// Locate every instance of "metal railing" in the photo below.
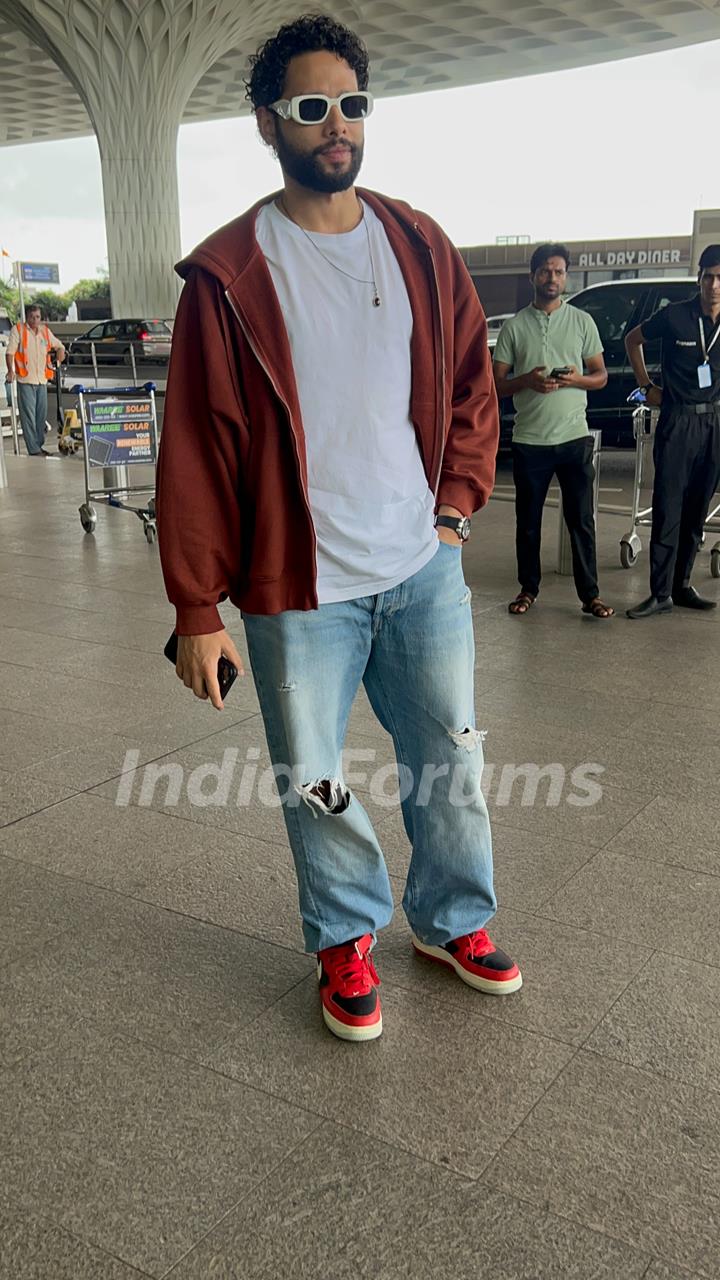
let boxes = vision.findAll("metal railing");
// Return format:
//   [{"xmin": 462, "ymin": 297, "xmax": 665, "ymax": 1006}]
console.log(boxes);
[{"xmin": 66, "ymin": 339, "xmax": 170, "ymax": 386}]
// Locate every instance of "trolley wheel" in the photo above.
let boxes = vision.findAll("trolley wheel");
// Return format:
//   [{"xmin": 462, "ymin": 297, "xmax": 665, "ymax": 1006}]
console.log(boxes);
[
  {"xmin": 144, "ymin": 520, "xmax": 157, "ymax": 545},
  {"xmin": 711, "ymin": 547, "xmax": 720, "ymax": 580},
  {"xmin": 79, "ymin": 502, "xmax": 96, "ymax": 534},
  {"xmin": 620, "ymin": 535, "xmax": 641, "ymax": 569}
]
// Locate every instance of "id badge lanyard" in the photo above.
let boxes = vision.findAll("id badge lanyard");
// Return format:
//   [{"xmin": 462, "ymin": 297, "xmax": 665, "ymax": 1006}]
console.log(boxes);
[{"xmin": 698, "ymin": 316, "xmax": 720, "ymax": 389}]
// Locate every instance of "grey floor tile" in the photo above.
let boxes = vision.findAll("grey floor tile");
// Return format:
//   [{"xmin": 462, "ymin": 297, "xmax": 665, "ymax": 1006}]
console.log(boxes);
[
  {"xmin": 585, "ymin": 951, "xmax": 720, "ymax": 1093},
  {"xmin": 0, "ymin": 660, "xmax": 175, "ymax": 732},
  {"xmin": 0, "ymin": 770, "xmax": 77, "ymax": 827},
  {"xmin": 0, "ymin": 1028, "xmax": 320, "ymax": 1277},
  {"xmin": 477, "ymin": 677, "xmax": 651, "ymax": 739},
  {"xmin": 0, "ymin": 625, "xmax": 172, "ymax": 693},
  {"xmin": 489, "ymin": 1050, "xmax": 720, "ymax": 1277},
  {"xmin": 167, "ymin": 1120, "xmax": 649, "ymax": 1280},
  {"xmin": 17, "ymin": 734, "xmax": 178, "ymax": 795},
  {"xmin": 490, "ymin": 776, "xmax": 652, "ymax": 848},
  {"xmin": 93, "ymin": 706, "xmax": 260, "ymax": 761},
  {"xmin": 481, "ymin": 642, "xmax": 720, "ymax": 714},
  {"xmin": 0, "ymin": 706, "xmax": 93, "ymax": 772},
  {"xmin": 541, "ymin": 849, "xmax": 720, "ymax": 966},
  {"xmin": 627, "ymin": 699, "xmax": 719, "ymax": 748},
  {"xmin": 0, "ymin": 892, "xmax": 311, "ymax": 1067},
  {"xmin": 91, "ymin": 732, "xmax": 286, "ymax": 842},
  {"xmin": 492, "ymin": 822, "xmax": 599, "ymax": 910},
  {"xmin": 137, "ymin": 831, "xmax": 305, "ymax": 950},
  {"xmin": 0, "ymin": 856, "xmax": 101, "ymax": 969},
  {"xmin": 0, "ymin": 572, "xmax": 173, "ymax": 624},
  {"xmin": 378, "ymin": 907, "xmax": 651, "ymax": 1047},
  {"xmin": 206, "ymin": 979, "xmax": 571, "ymax": 1178},
  {"xmin": 0, "ymin": 792, "xmax": 220, "ymax": 894},
  {"xmin": 644, "ymin": 1262, "xmax": 704, "ymax": 1280},
  {"xmin": 0, "ymin": 1206, "xmax": 148, "ymax": 1279},
  {"xmin": 479, "ymin": 710, "xmax": 668, "ymax": 798},
  {"xmin": 604, "ymin": 794, "xmax": 720, "ymax": 878}
]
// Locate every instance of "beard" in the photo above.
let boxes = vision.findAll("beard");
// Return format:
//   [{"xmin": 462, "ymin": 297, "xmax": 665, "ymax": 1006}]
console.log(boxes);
[
  {"xmin": 536, "ymin": 282, "xmax": 563, "ymax": 301},
  {"xmin": 275, "ymin": 128, "xmax": 364, "ymax": 193}
]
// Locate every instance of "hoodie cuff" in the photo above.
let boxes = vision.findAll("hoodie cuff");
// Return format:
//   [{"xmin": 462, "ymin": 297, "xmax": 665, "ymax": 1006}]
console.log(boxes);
[
  {"xmin": 435, "ymin": 480, "xmax": 482, "ymax": 517},
  {"xmin": 175, "ymin": 604, "xmax": 224, "ymax": 636}
]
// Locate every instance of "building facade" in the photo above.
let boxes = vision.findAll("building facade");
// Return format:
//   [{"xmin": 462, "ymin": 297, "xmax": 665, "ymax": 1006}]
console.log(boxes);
[{"xmin": 460, "ymin": 233, "xmax": 692, "ymax": 318}]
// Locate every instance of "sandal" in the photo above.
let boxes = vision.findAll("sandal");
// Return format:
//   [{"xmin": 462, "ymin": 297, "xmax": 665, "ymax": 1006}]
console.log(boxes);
[
  {"xmin": 582, "ymin": 598, "xmax": 615, "ymax": 618},
  {"xmin": 508, "ymin": 592, "xmax": 536, "ymax": 615}
]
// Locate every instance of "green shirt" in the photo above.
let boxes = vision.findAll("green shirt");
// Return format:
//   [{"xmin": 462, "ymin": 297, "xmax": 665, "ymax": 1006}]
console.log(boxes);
[{"xmin": 493, "ymin": 301, "xmax": 603, "ymax": 445}]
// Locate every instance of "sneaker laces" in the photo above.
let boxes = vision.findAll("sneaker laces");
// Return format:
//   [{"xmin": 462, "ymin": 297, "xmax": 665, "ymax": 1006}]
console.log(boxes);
[
  {"xmin": 333, "ymin": 939, "xmax": 379, "ymax": 995},
  {"xmin": 466, "ymin": 929, "xmax": 494, "ymax": 959}
]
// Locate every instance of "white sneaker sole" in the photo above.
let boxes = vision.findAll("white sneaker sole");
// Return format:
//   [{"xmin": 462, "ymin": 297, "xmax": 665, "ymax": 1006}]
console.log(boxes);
[
  {"xmin": 412, "ymin": 935, "xmax": 523, "ymax": 995},
  {"xmin": 321, "ymin": 1004, "xmax": 383, "ymax": 1042}
]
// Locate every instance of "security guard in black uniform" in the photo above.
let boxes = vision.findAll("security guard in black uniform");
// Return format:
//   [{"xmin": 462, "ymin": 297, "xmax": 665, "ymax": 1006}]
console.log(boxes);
[{"xmin": 625, "ymin": 244, "xmax": 720, "ymax": 618}]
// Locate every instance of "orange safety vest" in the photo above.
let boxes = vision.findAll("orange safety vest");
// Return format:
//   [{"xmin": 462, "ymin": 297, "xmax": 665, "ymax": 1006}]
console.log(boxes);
[{"xmin": 13, "ymin": 323, "xmax": 54, "ymax": 381}]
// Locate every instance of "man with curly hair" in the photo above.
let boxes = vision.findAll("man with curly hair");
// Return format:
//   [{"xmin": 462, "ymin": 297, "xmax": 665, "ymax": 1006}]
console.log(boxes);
[{"xmin": 158, "ymin": 13, "xmax": 522, "ymax": 1042}]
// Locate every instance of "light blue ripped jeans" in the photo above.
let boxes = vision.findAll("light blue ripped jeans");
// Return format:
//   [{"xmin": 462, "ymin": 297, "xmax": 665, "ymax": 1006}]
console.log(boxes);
[{"xmin": 243, "ymin": 542, "xmax": 496, "ymax": 953}]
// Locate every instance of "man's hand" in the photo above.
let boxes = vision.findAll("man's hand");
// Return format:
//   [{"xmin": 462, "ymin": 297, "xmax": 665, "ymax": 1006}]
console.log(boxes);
[
  {"xmin": 646, "ymin": 385, "xmax": 662, "ymax": 408},
  {"xmin": 5, "ymin": 369, "xmax": 14, "ymax": 383},
  {"xmin": 555, "ymin": 365, "xmax": 582, "ymax": 389},
  {"xmin": 526, "ymin": 366, "xmax": 559, "ymax": 394},
  {"xmin": 176, "ymin": 628, "xmax": 245, "ymax": 711}
]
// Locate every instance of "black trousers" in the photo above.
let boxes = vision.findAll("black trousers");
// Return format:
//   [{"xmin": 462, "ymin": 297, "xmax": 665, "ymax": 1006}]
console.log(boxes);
[
  {"xmin": 512, "ymin": 436, "xmax": 599, "ymax": 602},
  {"xmin": 650, "ymin": 406, "xmax": 720, "ymax": 599}
]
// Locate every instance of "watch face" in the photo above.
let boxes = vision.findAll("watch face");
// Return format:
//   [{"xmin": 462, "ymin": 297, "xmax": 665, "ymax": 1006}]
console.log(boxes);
[{"xmin": 459, "ymin": 517, "xmax": 471, "ymax": 541}]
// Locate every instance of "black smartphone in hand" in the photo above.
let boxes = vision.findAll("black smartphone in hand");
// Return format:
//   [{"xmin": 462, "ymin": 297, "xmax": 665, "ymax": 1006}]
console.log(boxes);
[
  {"xmin": 164, "ymin": 631, "xmax": 238, "ymax": 700},
  {"xmin": 550, "ymin": 366, "xmax": 571, "ymax": 378}
]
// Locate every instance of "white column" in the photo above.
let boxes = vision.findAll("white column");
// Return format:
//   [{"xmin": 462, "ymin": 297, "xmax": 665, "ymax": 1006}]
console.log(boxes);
[
  {"xmin": 6, "ymin": 0, "xmax": 256, "ymax": 317},
  {"xmin": 97, "ymin": 118, "xmax": 182, "ymax": 319}
]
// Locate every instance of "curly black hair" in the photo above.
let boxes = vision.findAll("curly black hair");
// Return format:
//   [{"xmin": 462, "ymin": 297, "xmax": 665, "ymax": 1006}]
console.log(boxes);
[{"xmin": 245, "ymin": 14, "xmax": 370, "ymax": 112}]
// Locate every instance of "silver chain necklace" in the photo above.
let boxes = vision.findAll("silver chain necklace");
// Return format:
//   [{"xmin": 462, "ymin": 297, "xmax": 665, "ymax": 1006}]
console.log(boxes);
[{"xmin": 276, "ymin": 196, "xmax": 382, "ymax": 307}]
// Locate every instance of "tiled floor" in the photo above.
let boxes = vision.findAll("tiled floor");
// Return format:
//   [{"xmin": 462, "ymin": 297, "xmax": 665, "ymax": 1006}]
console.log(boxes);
[{"xmin": 0, "ymin": 447, "xmax": 718, "ymax": 1279}]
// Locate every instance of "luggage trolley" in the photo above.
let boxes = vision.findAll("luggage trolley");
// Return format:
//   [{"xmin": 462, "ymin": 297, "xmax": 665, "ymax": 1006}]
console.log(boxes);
[
  {"xmin": 74, "ymin": 382, "xmax": 159, "ymax": 543},
  {"xmin": 619, "ymin": 404, "xmax": 720, "ymax": 577}
]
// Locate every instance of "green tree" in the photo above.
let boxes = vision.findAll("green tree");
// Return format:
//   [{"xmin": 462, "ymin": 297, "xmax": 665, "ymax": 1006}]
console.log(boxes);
[
  {"xmin": 67, "ymin": 276, "xmax": 110, "ymax": 302},
  {"xmin": 27, "ymin": 289, "xmax": 69, "ymax": 321},
  {"xmin": 0, "ymin": 279, "xmax": 19, "ymax": 320}
]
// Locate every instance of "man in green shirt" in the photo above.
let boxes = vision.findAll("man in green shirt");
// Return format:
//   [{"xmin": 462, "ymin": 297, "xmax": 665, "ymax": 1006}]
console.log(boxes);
[{"xmin": 493, "ymin": 243, "xmax": 613, "ymax": 618}]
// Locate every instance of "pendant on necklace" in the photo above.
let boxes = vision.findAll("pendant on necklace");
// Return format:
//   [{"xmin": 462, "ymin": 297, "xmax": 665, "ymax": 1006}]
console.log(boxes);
[{"xmin": 373, "ymin": 293, "xmax": 382, "ymax": 308}]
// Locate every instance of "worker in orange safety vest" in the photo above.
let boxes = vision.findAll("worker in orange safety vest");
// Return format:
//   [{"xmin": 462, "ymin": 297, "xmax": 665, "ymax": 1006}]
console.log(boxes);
[{"xmin": 5, "ymin": 305, "xmax": 65, "ymax": 456}]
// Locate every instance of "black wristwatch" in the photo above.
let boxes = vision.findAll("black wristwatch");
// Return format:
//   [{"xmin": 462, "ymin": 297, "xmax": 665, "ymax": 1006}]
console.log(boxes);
[{"xmin": 435, "ymin": 514, "xmax": 471, "ymax": 542}]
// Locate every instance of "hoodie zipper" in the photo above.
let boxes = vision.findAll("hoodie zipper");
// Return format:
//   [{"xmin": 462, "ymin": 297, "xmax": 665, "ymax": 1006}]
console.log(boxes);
[
  {"xmin": 224, "ymin": 287, "xmax": 318, "ymax": 582},
  {"xmin": 412, "ymin": 221, "xmax": 446, "ymax": 498}
]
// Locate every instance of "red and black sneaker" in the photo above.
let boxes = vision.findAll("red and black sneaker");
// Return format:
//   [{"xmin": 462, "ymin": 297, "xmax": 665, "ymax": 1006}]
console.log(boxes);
[
  {"xmin": 411, "ymin": 929, "xmax": 522, "ymax": 995},
  {"xmin": 316, "ymin": 934, "xmax": 382, "ymax": 1041}
]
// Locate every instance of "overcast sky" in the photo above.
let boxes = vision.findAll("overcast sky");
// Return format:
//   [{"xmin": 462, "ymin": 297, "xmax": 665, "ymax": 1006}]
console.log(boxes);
[{"xmin": 1, "ymin": 36, "xmax": 719, "ymax": 293}]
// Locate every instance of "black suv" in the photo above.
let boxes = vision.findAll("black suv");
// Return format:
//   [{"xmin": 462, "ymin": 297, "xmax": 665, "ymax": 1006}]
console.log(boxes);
[{"xmin": 497, "ymin": 277, "xmax": 697, "ymax": 447}]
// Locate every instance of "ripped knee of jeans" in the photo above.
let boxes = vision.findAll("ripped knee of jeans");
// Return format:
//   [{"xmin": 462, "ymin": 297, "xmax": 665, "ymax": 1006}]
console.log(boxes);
[
  {"xmin": 448, "ymin": 726, "xmax": 486, "ymax": 752},
  {"xmin": 295, "ymin": 777, "xmax": 351, "ymax": 817}
]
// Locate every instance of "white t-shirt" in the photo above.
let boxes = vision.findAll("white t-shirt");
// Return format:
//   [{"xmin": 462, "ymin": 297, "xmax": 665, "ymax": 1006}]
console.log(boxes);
[{"xmin": 255, "ymin": 199, "xmax": 437, "ymax": 604}]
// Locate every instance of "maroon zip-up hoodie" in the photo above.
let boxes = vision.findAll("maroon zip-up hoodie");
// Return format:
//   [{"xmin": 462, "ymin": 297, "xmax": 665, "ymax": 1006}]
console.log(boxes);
[{"xmin": 156, "ymin": 189, "xmax": 498, "ymax": 634}]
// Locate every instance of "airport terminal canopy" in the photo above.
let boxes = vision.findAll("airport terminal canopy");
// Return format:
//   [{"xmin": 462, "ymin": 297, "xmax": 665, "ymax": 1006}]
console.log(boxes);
[{"xmin": 1, "ymin": 0, "xmax": 719, "ymax": 316}]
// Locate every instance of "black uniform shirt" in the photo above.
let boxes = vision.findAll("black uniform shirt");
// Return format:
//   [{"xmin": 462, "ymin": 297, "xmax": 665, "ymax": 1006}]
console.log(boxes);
[{"xmin": 642, "ymin": 295, "xmax": 720, "ymax": 405}]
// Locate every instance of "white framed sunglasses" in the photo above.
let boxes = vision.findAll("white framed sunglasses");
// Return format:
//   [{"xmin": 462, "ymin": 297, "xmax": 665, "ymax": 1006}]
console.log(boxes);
[{"xmin": 269, "ymin": 91, "xmax": 373, "ymax": 125}]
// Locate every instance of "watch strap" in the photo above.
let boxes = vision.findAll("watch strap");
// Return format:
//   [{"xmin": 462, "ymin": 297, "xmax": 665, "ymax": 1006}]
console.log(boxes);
[{"xmin": 435, "ymin": 514, "xmax": 470, "ymax": 541}]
